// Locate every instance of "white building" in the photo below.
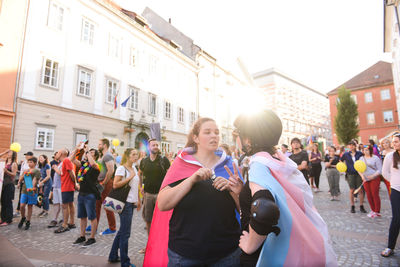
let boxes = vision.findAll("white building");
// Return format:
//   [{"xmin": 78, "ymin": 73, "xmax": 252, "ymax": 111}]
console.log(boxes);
[
  {"xmin": 253, "ymin": 68, "xmax": 331, "ymax": 146},
  {"xmin": 12, "ymin": 0, "xmax": 247, "ymax": 158}
]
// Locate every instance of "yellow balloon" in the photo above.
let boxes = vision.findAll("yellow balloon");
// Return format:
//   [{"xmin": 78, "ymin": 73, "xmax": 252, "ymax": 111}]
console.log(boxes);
[
  {"xmin": 354, "ymin": 160, "xmax": 367, "ymax": 173},
  {"xmin": 10, "ymin": 142, "xmax": 21, "ymax": 152},
  {"xmin": 336, "ymin": 162, "xmax": 347, "ymax": 173},
  {"xmin": 112, "ymin": 139, "xmax": 120, "ymax": 147}
]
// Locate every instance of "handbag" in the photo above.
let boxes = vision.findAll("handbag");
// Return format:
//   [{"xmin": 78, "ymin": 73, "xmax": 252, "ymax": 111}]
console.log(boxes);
[{"xmin": 103, "ymin": 167, "xmax": 130, "ymax": 214}]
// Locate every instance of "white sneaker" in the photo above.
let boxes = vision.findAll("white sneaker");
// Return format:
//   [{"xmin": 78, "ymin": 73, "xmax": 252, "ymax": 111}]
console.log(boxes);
[{"xmin": 367, "ymin": 211, "xmax": 374, "ymax": 218}]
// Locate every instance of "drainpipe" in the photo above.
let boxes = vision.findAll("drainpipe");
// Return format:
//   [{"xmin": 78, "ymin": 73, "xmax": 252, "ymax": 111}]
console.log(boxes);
[{"xmin": 12, "ymin": 0, "xmax": 30, "ymax": 142}]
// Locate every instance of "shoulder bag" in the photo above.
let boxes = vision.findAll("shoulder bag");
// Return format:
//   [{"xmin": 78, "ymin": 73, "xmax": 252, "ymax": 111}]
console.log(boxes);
[{"xmin": 103, "ymin": 167, "xmax": 131, "ymax": 214}]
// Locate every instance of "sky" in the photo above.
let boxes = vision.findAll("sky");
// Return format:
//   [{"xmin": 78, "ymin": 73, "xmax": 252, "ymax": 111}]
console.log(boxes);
[{"xmin": 114, "ymin": 0, "xmax": 391, "ymax": 94}]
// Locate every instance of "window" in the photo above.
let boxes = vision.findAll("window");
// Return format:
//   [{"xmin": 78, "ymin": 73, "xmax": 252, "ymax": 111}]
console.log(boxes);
[
  {"xmin": 74, "ymin": 131, "xmax": 88, "ymax": 147},
  {"xmin": 364, "ymin": 92, "xmax": 373, "ymax": 103},
  {"xmin": 190, "ymin": 111, "xmax": 196, "ymax": 126},
  {"xmin": 128, "ymin": 87, "xmax": 139, "ymax": 110},
  {"xmin": 178, "ymin": 107, "xmax": 184, "ymax": 123},
  {"xmin": 164, "ymin": 101, "xmax": 171, "ymax": 119},
  {"xmin": 109, "ymin": 35, "xmax": 120, "ymax": 58},
  {"xmin": 161, "ymin": 142, "xmax": 170, "ymax": 155},
  {"xmin": 47, "ymin": 1, "xmax": 64, "ymax": 31},
  {"xmin": 381, "ymin": 89, "xmax": 391, "ymax": 100},
  {"xmin": 369, "ymin": 135, "xmax": 378, "ymax": 143},
  {"xmin": 148, "ymin": 93, "xmax": 157, "ymax": 115},
  {"xmin": 77, "ymin": 68, "xmax": 92, "ymax": 97},
  {"xmin": 41, "ymin": 59, "xmax": 59, "ymax": 88},
  {"xmin": 106, "ymin": 79, "xmax": 118, "ymax": 104},
  {"xmin": 367, "ymin": 112, "xmax": 375, "ymax": 125},
  {"xmin": 35, "ymin": 127, "xmax": 54, "ymax": 150},
  {"xmin": 383, "ymin": 110, "xmax": 394, "ymax": 123},
  {"xmin": 81, "ymin": 19, "xmax": 94, "ymax": 45},
  {"xmin": 129, "ymin": 46, "xmax": 136, "ymax": 66},
  {"xmin": 350, "ymin": 95, "xmax": 357, "ymax": 104}
]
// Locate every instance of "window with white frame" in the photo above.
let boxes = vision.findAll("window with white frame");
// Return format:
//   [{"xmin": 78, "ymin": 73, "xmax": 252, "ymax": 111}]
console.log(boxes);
[
  {"xmin": 81, "ymin": 18, "xmax": 94, "ymax": 45},
  {"xmin": 148, "ymin": 93, "xmax": 157, "ymax": 115},
  {"xmin": 42, "ymin": 59, "xmax": 59, "ymax": 88},
  {"xmin": 350, "ymin": 94, "xmax": 357, "ymax": 104},
  {"xmin": 129, "ymin": 46, "xmax": 136, "ymax": 66},
  {"xmin": 47, "ymin": 1, "xmax": 64, "ymax": 31},
  {"xmin": 108, "ymin": 35, "xmax": 120, "ymax": 58},
  {"xmin": 190, "ymin": 111, "xmax": 196, "ymax": 126},
  {"xmin": 74, "ymin": 131, "xmax": 88, "ymax": 147},
  {"xmin": 164, "ymin": 101, "xmax": 171, "ymax": 119},
  {"xmin": 128, "ymin": 86, "xmax": 139, "ymax": 110},
  {"xmin": 369, "ymin": 135, "xmax": 378, "ymax": 143},
  {"xmin": 367, "ymin": 112, "xmax": 375, "ymax": 124},
  {"xmin": 77, "ymin": 68, "xmax": 92, "ymax": 97},
  {"xmin": 106, "ymin": 79, "xmax": 118, "ymax": 104},
  {"xmin": 161, "ymin": 142, "xmax": 171, "ymax": 155},
  {"xmin": 35, "ymin": 127, "xmax": 54, "ymax": 150},
  {"xmin": 364, "ymin": 92, "xmax": 373, "ymax": 103},
  {"xmin": 381, "ymin": 89, "xmax": 391, "ymax": 100},
  {"xmin": 178, "ymin": 107, "xmax": 184, "ymax": 123},
  {"xmin": 383, "ymin": 110, "xmax": 394, "ymax": 123}
]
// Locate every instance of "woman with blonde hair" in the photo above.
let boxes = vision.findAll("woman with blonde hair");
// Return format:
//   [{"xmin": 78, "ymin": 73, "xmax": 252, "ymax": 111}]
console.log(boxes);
[{"xmin": 108, "ymin": 148, "xmax": 141, "ymax": 266}]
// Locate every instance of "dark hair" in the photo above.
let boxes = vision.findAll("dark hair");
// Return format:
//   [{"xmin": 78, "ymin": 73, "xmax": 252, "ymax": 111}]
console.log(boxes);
[
  {"xmin": 89, "ymin": 149, "xmax": 100, "ymax": 161},
  {"xmin": 348, "ymin": 141, "xmax": 357, "ymax": 146},
  {"xmin": 291, "ymin": 138, "xmax": 304, "ymax": 149},
  {"xmin": 369, "ymin": 139, "xmax": 375, "ymax": 146},
  {"xmin": 28, "ymin": 156, "xmax": 38, "ymax": 164},
  {"xmin": 148, "ymin": 138, "xmax": 158, "ymax": 144},
  {"xmin": 185, "ymin": 117, "xmax": 215, "ymax": 150},
  {"xmin": 282, "ymin": 144, "xmax": 288, "ymax": 149},
  {"xmin": 393, "ymin": 135, "xmax": 400, "ymax": 169},
  {"xmin": 234, "ymin": 110, "xmax": 282, "ymax": 155},
  {"xmin": 363, "ymin": 145, "xmax": 374, "ymax": 156},
  {"xmin": 38, "ymin": 154, "xmax": 49, "ymax": 168},
  {"xmin": 220, "ymin": 144, "xmax": 232, "ymax": 156},
  {"xmin": 329, "ymin": 145, "xmax": 336, "ymax": 151},
  {"xmin": 7, "ymin": 151, "xmax": 17, "ymax": 165},
  {"xmin": 100, "ymin": 138, "xmax": 110, "ymax": 148},
  {"xmin": 312, "ymin": 143, "xmax": 320, "ymax": 153}
]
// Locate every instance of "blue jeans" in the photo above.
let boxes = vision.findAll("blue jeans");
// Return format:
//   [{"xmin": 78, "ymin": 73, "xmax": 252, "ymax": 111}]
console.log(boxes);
[
  {"xmin": 109, "ymin": 202, "xmax": 135, "ymax": 267},
  {"xmin": 77, "ymin": 193, "xmax": 96, "ymax": 220},
  {"xmin": 167, "ymin": 247, "xmax": 241, "ymax": 267},
  {"xmin": 43, "ymin": 180, "xmax": 52, "ymax": 211}
]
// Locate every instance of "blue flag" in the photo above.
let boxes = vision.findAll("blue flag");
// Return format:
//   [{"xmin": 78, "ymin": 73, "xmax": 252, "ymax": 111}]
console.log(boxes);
[{"xmin": 121, "ymin": 93, "xmax": 134, "ymax": 107}]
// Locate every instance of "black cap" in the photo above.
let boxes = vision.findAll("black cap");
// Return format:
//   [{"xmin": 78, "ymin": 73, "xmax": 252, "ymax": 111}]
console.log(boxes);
[{"xmin": 24, "ymin": 151, "xmax": 33, "ymax": 156}]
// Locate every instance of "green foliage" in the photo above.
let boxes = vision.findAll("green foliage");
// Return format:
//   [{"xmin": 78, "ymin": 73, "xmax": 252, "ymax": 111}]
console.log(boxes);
[{"xmin": 334, "ymin": 86, "xmax": 359, "ymax": 144}]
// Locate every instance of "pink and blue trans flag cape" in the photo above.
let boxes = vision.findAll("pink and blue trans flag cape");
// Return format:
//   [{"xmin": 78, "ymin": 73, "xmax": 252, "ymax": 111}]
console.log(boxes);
[
  {"xmin": 250, "ymin": 151, "xmax": 337, "ymax": 267},
  {"xmin": 143, "ymin": 147, "xmax": 241, "ymax": 267}
]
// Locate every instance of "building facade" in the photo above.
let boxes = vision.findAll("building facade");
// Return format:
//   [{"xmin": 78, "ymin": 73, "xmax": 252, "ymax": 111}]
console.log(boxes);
[
  {"xmin": 10, "ymin": 0, "xmax": 247, "ymax": 159},
  {"xmin": 253, "ymin": 68, "xmax": 331, "ymax": 147},
  {"xmin": 328, "ymin": 61, "xmax": 398, "ymax": 145}
]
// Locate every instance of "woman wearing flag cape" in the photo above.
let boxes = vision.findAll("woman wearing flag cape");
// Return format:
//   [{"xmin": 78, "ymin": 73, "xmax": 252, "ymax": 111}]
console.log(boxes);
[
  {"xmin": 144, "ymin": 117, "xmax": 243, "ymax": 266},
  {"xmin": 235, "ymin": 110, "xmax": 337, "ymax": 267}
]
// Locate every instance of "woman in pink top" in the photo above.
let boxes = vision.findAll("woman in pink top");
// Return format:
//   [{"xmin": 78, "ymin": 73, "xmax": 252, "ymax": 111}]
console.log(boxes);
[{"xmin": 381, "ymin": 134, "xmax": 400, "ymax": 257}]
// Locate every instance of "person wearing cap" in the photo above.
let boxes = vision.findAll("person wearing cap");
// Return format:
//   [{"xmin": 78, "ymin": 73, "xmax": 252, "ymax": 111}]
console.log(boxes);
[{"xmin": 340, "ymin": 141, "xmax": 367, "ymax": 213}]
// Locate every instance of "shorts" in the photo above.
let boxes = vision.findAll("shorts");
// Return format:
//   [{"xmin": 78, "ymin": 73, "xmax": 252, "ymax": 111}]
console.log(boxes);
[
  {"xmin": 53, "ymin": 188, "xmax": 62, "ymax": 204},
  {"xmin": 20, "ymin": 193, "xmax": 38, "ymax": 205},
  {"xmin": 346, "ymin": 173, "xmax": 363, "ymax": 190},
  {"xmin": 77, "ymin": 193, "xmax": 97, "ymax": 220},
  {"xmin": 61, "ymin": 191, "xmax": 74, "ymax": 204},
  {"xmin": 144, "ymin": 192, "xmax": 158, "ymax": 223}
]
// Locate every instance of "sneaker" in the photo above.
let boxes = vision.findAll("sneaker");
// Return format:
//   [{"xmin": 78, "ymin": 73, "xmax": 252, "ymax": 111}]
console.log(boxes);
[
  {"xmin": 82, "ymin": 238, "xmax": 96, "ymax": 247},
  {"xmin": 0, "ymin": 222, "xmax": 9, "ymax": 226},
  {"xmin": 351, "ymin": 206, "xmax": 355, "ymax": 213},
  {"xmin": 48, "ymin": 220, "xmax": 58, "ymax": 228},
  {"xmin": 381, "ymin": 248, "xmax": 394, "ymax": 257},
  {"xmin": 100, "ymin": 228, "xmax": 116, "ymax": 235},
  {"xmin": 24, "ymin": 221, "xmax": 31, "ymax": 230},
  {"xmin": 108, "ymin": 257, "xmax": 121, "ymax": 263},
  {"xmin": 367, "ymin": 211, "xmax": 374, "ymax": 218},
  {"xmin": 68, "ymin": 224, "xmax": 77, "ymax": 229},
  {"xmin": 73, "ymin": 236, "xmax": 86, "ymax": 245},
  {"xmin": 39, "ymin": 211, "xmax": 48, "ymax": 218},
  {"xmin": 360, "ymin": 205, "xmax": 367, "ymax": 213},
  {"xmin": 37, "ymin": 211, "xmax": 45, "ymax": 217},
  {"xmin": 13, "ymin": 211, "xmax": 20, "ymax": 218},
  {"xmin": 18, "ymin": 217, "xmax": 26, "ymax": 229},
  {"xmin": 371, "ymin": 212, "xmax": 378, "ymax": 218},
  {"xmin": 85, "ymin": 225, "xmax": 91, "ymax": 233},
  {"xmin": 330, "ymin": 197, "xmax": 335, "ymax": 201},
  {"xmin": 376, "ymin": 212, "xmax": 382, "ymax": 217}
]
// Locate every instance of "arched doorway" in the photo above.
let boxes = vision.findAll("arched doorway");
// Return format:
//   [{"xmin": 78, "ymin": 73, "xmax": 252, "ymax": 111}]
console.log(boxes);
[{"xmin": 135, "ymin": 132, "xmax": 150, "ymax": 155}]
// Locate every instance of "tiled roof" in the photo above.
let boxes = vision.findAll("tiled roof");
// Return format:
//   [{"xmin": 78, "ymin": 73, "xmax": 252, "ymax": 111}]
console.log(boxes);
[{"xmin": 327, "ymin": 61, "xmax": 393, "ymax": 95}]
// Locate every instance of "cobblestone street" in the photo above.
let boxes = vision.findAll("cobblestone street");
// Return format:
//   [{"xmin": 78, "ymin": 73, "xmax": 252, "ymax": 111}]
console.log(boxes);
[{"xmin": 1, "ymin": 169, "xmax": 400, "ymax": 266}]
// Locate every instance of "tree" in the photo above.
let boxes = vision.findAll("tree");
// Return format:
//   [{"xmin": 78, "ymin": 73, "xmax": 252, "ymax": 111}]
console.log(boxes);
[{"xmin": 334, "ymin": 86, "xmax": 359, "ymax": 144}]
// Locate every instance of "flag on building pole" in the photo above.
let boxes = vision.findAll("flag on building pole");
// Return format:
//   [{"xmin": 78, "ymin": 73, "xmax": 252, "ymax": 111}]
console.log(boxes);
[
  {"xmin": 150, "ymin": 123, "xmax": 161, "ymax": 141},
  {"xmin": 121, "ymin": 93, "xmax": 134, "ymax": 107},
  {"xmin": 113, "ymin": 91, "xmax": 119, "ymax": 110}
]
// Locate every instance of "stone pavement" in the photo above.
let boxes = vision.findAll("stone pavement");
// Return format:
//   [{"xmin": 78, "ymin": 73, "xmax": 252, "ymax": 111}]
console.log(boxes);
[{"xmin": 0, "ymin": 169, "xmax": 400, "ymax": 266}]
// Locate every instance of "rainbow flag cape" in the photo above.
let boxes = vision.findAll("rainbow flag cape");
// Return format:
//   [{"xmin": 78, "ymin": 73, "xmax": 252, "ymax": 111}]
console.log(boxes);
[
  {"xmin": 143, "ymin": 148, "xmax": 240, "ymax": 267},
  {"xmin": 250, "ymin": 151, "xmax": 337, "ymax": 267}
]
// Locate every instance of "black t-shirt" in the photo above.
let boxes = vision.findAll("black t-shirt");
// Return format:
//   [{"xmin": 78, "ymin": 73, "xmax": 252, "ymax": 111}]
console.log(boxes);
[
  {"xmin": 168, "ymin": 178, "xmax": 240, "ymax": 262},
  {"xmin": 239, "ymin": 181, "xmax": 263, "ymax": 265},
  {"xmin": 289, "ymin": 150, "xmax": 309, "ymax": 179},
  {"xmin": 78, "ymin": 161, "xmax": 100, "ymax": 197},
  {"xmin": 139, "ymin": 155, "xmax": 170, "ymax": 194},
  {"xmin": 324, "ymin": 155, "xmax": 340, "ymax": 167}
]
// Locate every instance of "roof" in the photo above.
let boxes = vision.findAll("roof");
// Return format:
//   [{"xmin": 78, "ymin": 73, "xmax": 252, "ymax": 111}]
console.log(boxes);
[
  {"xmin": 328, "ymin": 61, "xmax": 393, "ymax": 95},
  {"xmin": 252, "ymin": 68, "xmax": 327, "ymax": 98}
]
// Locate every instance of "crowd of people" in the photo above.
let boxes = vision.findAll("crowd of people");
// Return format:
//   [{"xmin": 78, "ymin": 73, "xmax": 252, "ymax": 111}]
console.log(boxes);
[{"xmin": 0, "ymin": 110, "xmax": 400, "ymax": 266}]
